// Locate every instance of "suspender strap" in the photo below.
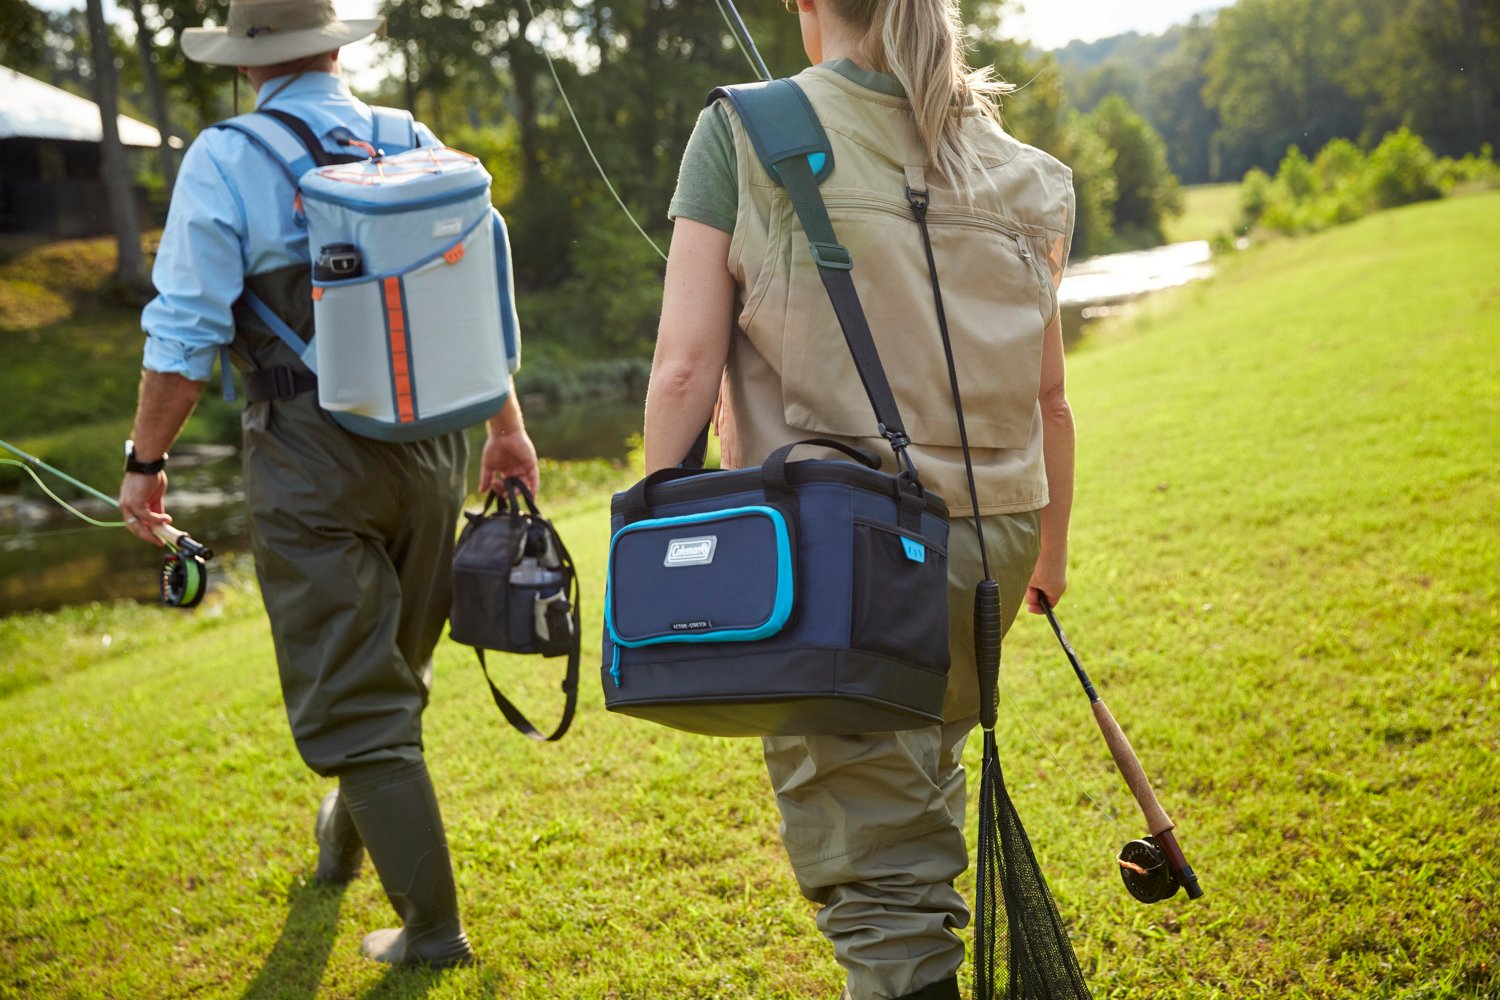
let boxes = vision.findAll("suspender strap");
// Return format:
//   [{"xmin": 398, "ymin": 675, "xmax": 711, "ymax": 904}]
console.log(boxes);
[
  {"xmin": 244, "ymin": 365, "xmax": 318, "ymax": 403},
  {"xmin": 213, "ymin": 110, "xmax": 321, "ymax": 178},
  {"xmin": 711, "ymin": 80, "xmax": 918, "ymax": 480},
  {"xmin": 257, "ymin": 108, "xmax": 344, "ymax": 167}
]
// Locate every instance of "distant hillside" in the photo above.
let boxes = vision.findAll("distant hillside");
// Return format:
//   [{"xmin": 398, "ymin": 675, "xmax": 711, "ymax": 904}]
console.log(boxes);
[{"xmin": 1049, "ymin": 27, "xmax": 1186, "ymax": 81}]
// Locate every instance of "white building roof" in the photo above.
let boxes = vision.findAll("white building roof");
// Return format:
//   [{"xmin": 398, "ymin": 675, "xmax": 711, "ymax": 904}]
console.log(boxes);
[{"xmin": 0, "ymin": 65, "xmax": 166, "ymax": 148}]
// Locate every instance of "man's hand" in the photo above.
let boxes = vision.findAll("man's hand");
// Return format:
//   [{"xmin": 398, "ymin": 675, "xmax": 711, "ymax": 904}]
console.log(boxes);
[
  {"xmin": 119, "ymin": 471, "xmax": 173, "ymax": 546},
  {"xmin": 479, "ymin": 428, "xmax": 540, "ymax": 497}
]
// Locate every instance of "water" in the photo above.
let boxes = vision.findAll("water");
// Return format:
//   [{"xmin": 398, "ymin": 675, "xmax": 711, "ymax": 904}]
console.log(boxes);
[{"xmin": 0, "ymin": 242, "xmax": 1213, "ymax": 616}]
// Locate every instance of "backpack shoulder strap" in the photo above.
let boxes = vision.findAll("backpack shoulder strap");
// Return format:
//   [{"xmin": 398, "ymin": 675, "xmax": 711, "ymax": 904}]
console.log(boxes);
[
  {"xmin": 211, "ymin": 110, "xmax": 324, "ymax": 180},
  {"xmin": 709, "ymin": 79, "xmax": 917, "ymax": 482},
  {"xmin": 369, "ymin": 106, "xmax": 417, "ymax": 154}
]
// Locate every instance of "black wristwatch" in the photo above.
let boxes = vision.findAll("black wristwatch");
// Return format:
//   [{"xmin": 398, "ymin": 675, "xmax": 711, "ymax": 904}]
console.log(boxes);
[{"xmin": 124, "ymin": 439, "xmax": 168, "ymax": 475}]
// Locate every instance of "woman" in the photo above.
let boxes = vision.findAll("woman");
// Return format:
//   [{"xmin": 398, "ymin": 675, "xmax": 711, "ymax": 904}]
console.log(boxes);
[{"xmin": 643, "ymin": 1, "xmax": 1075, "ymax": 996}]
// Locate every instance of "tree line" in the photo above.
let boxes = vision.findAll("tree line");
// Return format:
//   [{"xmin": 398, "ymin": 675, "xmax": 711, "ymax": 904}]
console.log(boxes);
[
  {"xmin": 1055, "ymin": 0, "xmax": 1499, "ymax": 187},
  {"xmin": 2, "ymin": 0, "xmax": 1494, "ymax": 372}
]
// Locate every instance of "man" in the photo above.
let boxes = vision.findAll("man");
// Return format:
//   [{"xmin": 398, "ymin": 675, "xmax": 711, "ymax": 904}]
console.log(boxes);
[{"xmin": 117, "ymin": 0, "xmax": 539, "ymax": 968}]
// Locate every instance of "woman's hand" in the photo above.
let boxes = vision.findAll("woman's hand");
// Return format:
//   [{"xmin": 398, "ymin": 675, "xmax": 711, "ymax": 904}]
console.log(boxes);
[{"xmin": 1026, "ymin": 547, "xmax": 1067, "ymax": 614}]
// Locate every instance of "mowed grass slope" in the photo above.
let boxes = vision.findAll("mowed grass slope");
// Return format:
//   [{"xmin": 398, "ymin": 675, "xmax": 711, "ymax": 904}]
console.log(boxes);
[
  {"xmin": 2, "ymin": 192, "xmax": 1497, "ymax": 999},
  {"xmin": 1163, "ymin": 182, "xmax": 1241, "ymax": 244}
]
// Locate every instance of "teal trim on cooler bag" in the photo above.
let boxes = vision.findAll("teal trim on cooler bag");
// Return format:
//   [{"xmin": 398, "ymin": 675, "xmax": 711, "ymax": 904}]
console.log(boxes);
[
  {"xmin": 604, "ymin": 505, "xmax": 794, "ymax": 661},
  {"xmin": 901, "ymin": 536, "xmax": 926, "ymax": 563}
]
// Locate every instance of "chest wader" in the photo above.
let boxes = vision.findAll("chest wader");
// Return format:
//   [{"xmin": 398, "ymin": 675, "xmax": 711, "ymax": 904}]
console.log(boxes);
[{"xmin": 231, "ymin": 254, "xmax": 473, "ymax": 965}]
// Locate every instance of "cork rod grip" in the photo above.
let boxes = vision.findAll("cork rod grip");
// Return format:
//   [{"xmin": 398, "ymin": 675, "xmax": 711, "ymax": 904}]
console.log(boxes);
[
  {"xmin": 152, "ymin": 524, "xmax": 189, "ymax": 547},
  {"xmin": 1091, "ymin": 699, "xmax": 1174, "ymax": 836}
]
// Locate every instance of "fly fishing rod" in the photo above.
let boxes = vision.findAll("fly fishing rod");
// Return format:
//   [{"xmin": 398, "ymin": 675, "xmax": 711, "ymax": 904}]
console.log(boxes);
[
  {"xmin": 1038, "ymin": 595, "xmax": 1203, "ymax": 903},
  {"xmin": 0, "ymin": 438, "xmax": 214, "ymax": 608}
]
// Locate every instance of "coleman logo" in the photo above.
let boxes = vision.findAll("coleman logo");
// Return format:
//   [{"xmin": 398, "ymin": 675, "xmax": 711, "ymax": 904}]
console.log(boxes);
[
  {"xmin": 432, "ymin": 218, "xmax": 463, "ymax": 238},
  {"xmin": 664, "ymin": 535, "xmax": 717, "ymax": 567}
]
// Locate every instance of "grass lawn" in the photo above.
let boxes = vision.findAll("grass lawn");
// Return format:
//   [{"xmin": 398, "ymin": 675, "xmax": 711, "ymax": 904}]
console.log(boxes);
[
  {"xmin": 1164, "ymin": 183, "xmax": 1242, "ymax": 244},
  {"xmin": 2, "ymin": 192, "xmax": 1498, "ymax": 998}
]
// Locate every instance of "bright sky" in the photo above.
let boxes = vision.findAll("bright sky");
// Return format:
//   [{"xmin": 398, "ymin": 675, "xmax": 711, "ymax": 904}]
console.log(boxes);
[{"xmin": 1002, "ymin": 0, "xmax": 1237, "ymax": 50}]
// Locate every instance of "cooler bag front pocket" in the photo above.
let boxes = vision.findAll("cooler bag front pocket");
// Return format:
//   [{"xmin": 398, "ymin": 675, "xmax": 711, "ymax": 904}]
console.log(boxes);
[
  {"xmin": 607, "ymin": 506, "xmax": 794, "ymax": 648},
  {"xmin": 850, "ymin": 517, "xmax": 949, "ymax": 671}
]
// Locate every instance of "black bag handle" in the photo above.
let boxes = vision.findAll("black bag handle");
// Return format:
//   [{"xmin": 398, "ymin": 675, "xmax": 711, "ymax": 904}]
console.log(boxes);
[{"xmin": 468, "ymin": 481, "xmax": 580, "ymax": 742}]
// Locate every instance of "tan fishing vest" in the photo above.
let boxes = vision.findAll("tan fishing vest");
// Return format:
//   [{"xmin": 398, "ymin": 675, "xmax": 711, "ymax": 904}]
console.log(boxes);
[{"xmin": 716, "ymin": 65, "xmax": 1074, "ymax": 516}]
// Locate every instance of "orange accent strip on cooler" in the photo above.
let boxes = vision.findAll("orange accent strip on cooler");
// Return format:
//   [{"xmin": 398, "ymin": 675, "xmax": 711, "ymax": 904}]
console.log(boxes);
[
  {"xmin": 383, "ymin": 277, "xmax": 416, "ymax": 423},
  {"xmin": 311, "ymin": 287, "xmax": 324, "ymax": 301},
  {"xmin": 443, "ymin": 244, "xmax": 465, "ymax": 265}
]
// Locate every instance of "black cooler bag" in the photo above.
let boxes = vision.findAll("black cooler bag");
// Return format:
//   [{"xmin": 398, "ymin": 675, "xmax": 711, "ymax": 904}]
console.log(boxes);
[{"xmin": 602, "ymin": 440, "xmax": 951, "ymax": 736}]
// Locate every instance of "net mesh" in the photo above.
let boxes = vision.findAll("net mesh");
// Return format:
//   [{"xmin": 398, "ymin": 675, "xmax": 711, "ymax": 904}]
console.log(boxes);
[{"xmin": 974, "ymin": 730, "xmax": 1093, "ymax": 1000}]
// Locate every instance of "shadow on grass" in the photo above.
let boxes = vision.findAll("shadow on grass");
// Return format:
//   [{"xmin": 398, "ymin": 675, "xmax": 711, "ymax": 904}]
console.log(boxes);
[
  {"xmin": 358, "ymin": 964, "xmax": 451, "ymax": 999},
  {"xmin": 240, "ymin": 880, "xmax": 347, "ymax": 1000}
]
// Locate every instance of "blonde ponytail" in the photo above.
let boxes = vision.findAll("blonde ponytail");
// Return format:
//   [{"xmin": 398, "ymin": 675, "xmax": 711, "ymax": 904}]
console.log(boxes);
[{"xmin": 833, "ymin": 0, "xmax": 1011, "ymax": 197}]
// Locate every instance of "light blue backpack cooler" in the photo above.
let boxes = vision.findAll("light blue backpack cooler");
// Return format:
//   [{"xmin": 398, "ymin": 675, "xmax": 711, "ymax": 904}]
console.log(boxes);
[{"xmin": 216, "ymin": 107, "xmax": 520, "ymax": 441}]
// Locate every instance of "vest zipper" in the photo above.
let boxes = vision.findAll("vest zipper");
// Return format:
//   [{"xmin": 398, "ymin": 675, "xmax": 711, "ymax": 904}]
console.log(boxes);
[{"xmin": 1011, "ymin": 233, "xmax": 1056, "ymax": 321}]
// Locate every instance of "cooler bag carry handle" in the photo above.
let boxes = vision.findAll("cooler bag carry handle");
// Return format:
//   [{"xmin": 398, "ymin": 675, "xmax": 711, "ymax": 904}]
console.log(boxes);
[
  {"xmin": 616, "ymin": 464, "xmax": 724, "ymax": 524},
  {"xmin": 761, "ymin": 437, "xmax": 881, "ymax": 481}
]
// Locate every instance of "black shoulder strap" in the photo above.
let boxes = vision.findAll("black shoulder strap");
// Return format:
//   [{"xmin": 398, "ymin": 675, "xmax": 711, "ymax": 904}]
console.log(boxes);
[
  {"xmin": 710, "ymin": 79, "xmax": 918, "ymax": 482},
  {"xmin": 255, "ymin": 109, "xmax": 345, "ymax": 167}
]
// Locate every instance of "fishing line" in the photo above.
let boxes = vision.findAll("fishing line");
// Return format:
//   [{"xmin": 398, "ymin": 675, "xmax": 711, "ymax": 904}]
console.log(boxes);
[
  {"xmin": 0, "ymin": 438, "xmax": 214, "ymax": 607},
  {"xmin": 0, "ymin": 459, "xmax": 125, "ymax": 528},
  {"xmin": 519, "ymin": 0, "xmax": 667, "ymax": 262},
  {"xmin": 1000, "ymin": 672, "xmax": 1125, "ymax": 837}
]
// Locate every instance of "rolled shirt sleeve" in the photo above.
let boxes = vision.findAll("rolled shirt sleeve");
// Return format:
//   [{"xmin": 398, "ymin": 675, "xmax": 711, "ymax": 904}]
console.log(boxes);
[{"xmin": 140, "ymin": 132, "xmax": 249, "ymax": 382}]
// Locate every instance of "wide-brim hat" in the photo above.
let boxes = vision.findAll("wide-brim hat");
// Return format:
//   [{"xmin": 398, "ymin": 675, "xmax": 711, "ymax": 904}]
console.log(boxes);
[{"xmin": 182, "ymin": 0, "xmax": 385, "ymax": 67}]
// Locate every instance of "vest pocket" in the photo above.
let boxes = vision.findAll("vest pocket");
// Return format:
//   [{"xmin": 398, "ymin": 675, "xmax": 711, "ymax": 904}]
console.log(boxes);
[{"xmin": 776, "ymin": 197, "xmax": 1049, "ymax": 452}]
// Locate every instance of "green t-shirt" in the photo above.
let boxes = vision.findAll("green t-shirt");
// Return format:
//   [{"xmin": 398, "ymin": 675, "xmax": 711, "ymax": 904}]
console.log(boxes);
[{"xmin": 667, "ymin": 60, "xmax": 907, "ymax": 234}]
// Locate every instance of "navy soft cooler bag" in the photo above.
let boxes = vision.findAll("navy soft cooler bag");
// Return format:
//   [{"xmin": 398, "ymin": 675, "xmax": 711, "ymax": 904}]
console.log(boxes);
[{"xmin": 603, "ymin": 438, "xmax": 950, "ymax": 737}]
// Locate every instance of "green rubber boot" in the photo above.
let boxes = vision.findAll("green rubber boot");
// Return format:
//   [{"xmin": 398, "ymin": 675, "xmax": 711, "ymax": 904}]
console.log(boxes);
[
  {"xmin": 313, "ymin": 789, "xmax": 364, "ymax": 884},
  {"xmin": 339, "ymin": 758, "xmax": 475, "ymax": 968}
]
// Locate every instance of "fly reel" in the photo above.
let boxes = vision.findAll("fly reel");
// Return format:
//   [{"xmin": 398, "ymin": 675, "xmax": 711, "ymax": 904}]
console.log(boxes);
[
  {"xmin": 1117, "ymin": 836, "xmax": 1181, "ymax": 904},
  {"xmin": 158, "ymin": 533, "xmax": 213, "ymax": 608}
]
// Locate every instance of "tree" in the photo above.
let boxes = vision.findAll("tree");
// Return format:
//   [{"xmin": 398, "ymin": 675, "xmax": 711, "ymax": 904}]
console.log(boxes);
[
  {"xmin": 125, "ymin": 0, "xmax": 178, "ymax": 193},
  {"xmin": 0, "ymin": 0, "xmax": 48, "ymax": 74},
  {"xmin": 83, "ymin": 0, "xmax": 150, "ymax": 297},
  {"xmin": 1084, "ymin": 96, "xmax": 1180, "ymax": 245},
  {"xmin": 1204, "ymin": 0, "xmax": 1366, "ymax": 175},
  {"xmin": 1143, "ymin": 16, "xmax": 1221, "ymax": 183}
]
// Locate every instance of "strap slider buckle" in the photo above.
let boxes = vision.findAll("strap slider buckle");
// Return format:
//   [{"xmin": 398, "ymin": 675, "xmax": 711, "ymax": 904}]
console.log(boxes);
[
  {"xmin": 878, "ymin": 423, "xmax": 910, "ymax": 451},
  {"xmin": 809, "ymin": 241, "xmax": 853, "ymax": 271}
]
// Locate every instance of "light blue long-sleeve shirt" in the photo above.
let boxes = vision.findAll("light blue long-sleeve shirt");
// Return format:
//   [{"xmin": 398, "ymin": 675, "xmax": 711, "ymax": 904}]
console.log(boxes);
[{"xmin": 141, "ymin": 72, "xmax": 439, "ymax": 381}]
